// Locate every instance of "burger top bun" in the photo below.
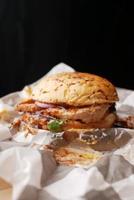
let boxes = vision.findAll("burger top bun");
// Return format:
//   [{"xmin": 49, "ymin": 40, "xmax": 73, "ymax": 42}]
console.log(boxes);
[{"xmin": 31, "ymin": 72, "xmax": 118, "ymax": 106}]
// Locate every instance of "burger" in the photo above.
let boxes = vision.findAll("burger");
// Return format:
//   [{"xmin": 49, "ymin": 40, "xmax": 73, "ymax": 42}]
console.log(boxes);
[{"xmin": 14, "ymin": 72, "xmax": 118, "ymax": 133}]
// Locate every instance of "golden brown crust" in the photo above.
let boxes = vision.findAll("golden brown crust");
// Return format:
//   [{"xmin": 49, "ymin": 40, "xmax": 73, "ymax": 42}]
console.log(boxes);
[
  {"xmin": 17, "ymin": 112, "xmax": 116, "ymax": 131},
  {"xmin": 31, "ymin": 72, "xmax": 118, "ymax": 106},
  {"xmin": 16, "ymin": 100, "xmax": 111, "ymax": 123}
]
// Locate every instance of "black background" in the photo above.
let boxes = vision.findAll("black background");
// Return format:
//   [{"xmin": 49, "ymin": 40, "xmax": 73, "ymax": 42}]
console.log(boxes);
[{"xmin": 0, "ymin": 1, "xmax": 133, "ymax": 97}]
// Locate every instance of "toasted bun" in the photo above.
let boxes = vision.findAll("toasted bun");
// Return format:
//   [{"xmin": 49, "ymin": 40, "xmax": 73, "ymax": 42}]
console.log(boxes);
[{"xmin": 31, "ymin": 72, "xmax": 118, "ymax": 106}]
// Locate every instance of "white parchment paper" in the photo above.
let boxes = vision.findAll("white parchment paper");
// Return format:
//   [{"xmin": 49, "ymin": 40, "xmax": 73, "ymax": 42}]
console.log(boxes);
[{"xmin": 0, "ymin": 63, "xmax": 134, "ymax": 200}]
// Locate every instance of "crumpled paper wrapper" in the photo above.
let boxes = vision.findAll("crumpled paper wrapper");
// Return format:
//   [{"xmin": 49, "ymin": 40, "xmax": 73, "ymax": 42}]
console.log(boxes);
[{"xmin": 0, "ymin": 63, "xmax": 134, "ymax": 200}]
